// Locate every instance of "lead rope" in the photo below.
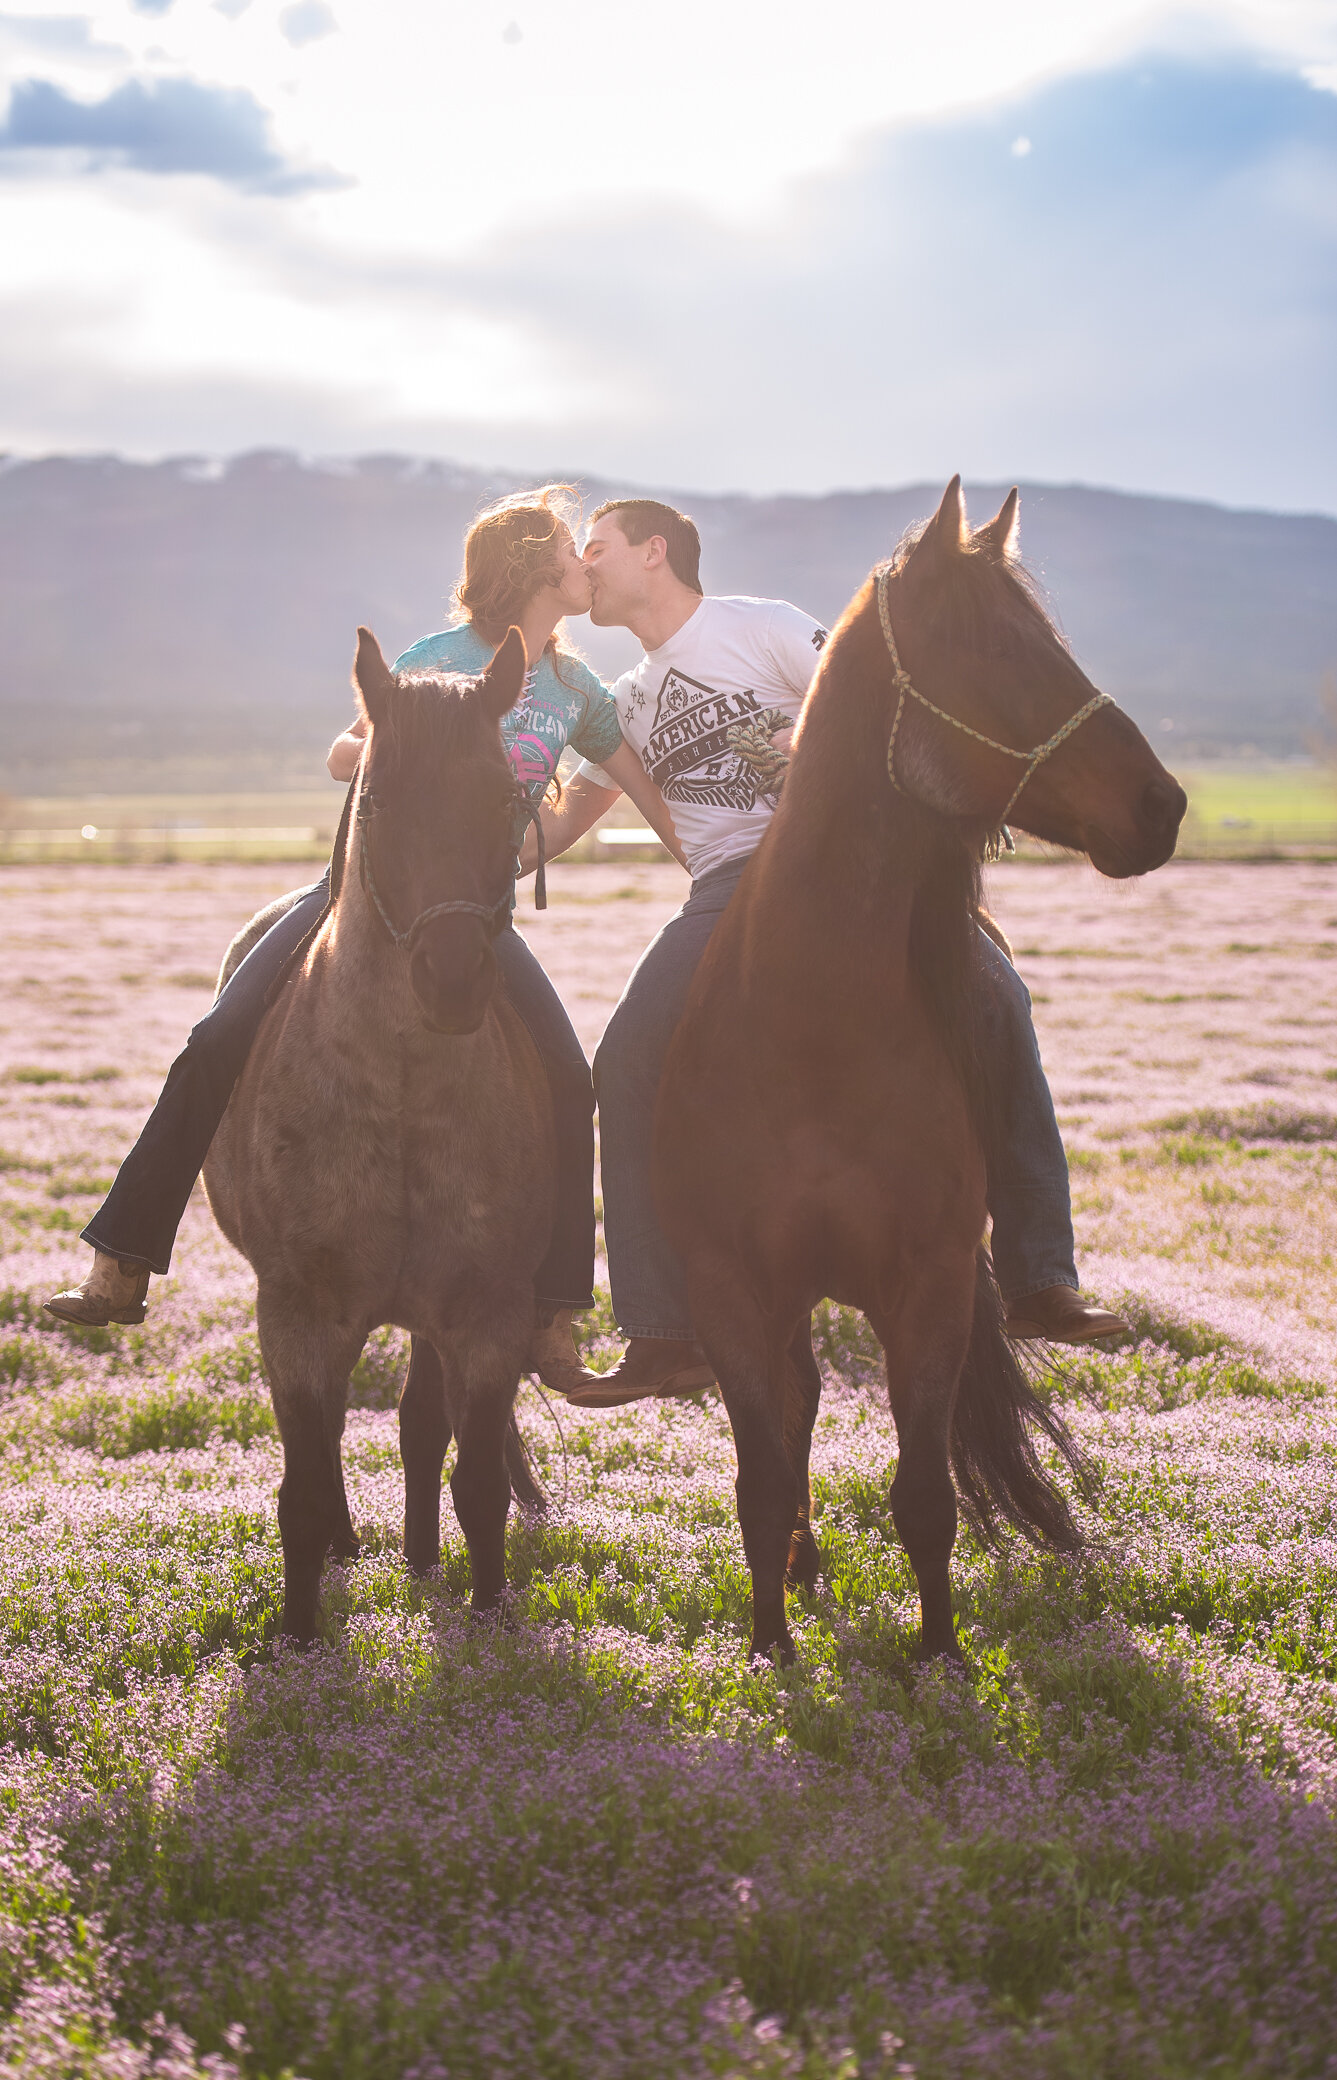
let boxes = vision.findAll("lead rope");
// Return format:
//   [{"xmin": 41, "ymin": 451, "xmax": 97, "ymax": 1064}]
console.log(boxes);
[{"xmin": 876, "ymin": 564, "xmax": 1112, "ymax": 848}]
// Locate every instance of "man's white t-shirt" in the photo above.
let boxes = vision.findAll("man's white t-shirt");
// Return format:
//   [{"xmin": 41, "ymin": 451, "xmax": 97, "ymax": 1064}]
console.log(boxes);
[{"xmin": 579, "ymin": 595, "xmax": 829, "ymax": 880}]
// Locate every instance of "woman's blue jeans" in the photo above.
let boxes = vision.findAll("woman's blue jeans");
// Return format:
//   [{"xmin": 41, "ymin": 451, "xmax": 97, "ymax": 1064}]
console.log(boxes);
[
  {"xmin": 593, "ymin": 856, "xmax": 1078, "ymax": 1339},
  {"xmin": 84, "ymin": 878, "xmax": 596, "ymax": 1311}
]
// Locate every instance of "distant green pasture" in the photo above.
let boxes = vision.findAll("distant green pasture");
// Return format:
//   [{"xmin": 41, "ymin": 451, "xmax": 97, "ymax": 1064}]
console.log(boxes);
[{"xmin": 1175, "ymin": 762, "xmax": 1337, "ymax": 855}]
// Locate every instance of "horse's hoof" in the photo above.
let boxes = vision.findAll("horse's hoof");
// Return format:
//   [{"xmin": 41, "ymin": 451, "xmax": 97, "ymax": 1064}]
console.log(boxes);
[
  {"xmin": 470, "ymin": 1589, "xmax": 518, "ymax": 1631},
  {"xmin": 749, "ymin": 1632, "xmax": 795, "ymax": 1668},
  {"xmin": 916, "ymin": 1636, "xmax": 966, "ymax": 1668},
  {"xmin": 329, "ymin": 1530, "xmax": 362, "ymax": 1562},
  {"xmin": 404, "ymin": 1544, "xmax": 440, "ymax": 1580}
]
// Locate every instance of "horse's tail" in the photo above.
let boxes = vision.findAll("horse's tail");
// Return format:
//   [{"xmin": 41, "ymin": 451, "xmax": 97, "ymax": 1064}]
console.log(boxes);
[
  {"xmin": 949, "ymin": 1251, "xmax": 1091, "ymax": 1551},
  {"xmin": 505, "ymin": 1415, "xmax": 547, "ymax": 1512}
]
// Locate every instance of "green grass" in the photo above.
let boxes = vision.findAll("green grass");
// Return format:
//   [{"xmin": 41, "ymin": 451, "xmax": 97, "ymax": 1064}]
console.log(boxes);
[{"xmin": 1174, "ymin": 762, "xmax": 1337, "ymax": 854}]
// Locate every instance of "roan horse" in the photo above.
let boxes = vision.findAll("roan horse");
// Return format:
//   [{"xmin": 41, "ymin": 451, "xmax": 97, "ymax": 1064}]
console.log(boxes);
[
  {"xmin": 204, "ymin": 627, "xmax": 553, "ymax": 1641},
  {"xmin": 655, "ymin": 479, "xmax": 1187, "ymax": 1665}
]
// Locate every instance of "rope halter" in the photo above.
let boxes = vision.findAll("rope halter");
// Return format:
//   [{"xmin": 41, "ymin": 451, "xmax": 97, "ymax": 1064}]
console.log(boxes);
[
  {"xmin": 875, "ymin": 563, "xmax": 1111, "ymax": 841},
  {"xmin": 355, "ymin": 772, "xmax": 547, "ymax": 954}
]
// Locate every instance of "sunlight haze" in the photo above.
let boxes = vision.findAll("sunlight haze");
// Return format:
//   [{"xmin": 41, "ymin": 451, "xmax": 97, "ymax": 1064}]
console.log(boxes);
[{"xmin": 1, "ymin": 0, "xmax": 1334, "ymax": 505}]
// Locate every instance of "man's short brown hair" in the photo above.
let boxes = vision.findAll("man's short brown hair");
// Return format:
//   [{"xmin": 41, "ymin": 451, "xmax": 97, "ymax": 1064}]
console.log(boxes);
[{"xmin": 589, "ymin": 498, "xmax": 703, "ymax": 595}]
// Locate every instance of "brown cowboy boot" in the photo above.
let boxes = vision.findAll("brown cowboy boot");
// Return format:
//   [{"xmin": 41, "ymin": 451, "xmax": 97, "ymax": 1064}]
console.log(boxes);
[
  {"xmin": 563, "ymin": 1335, "xmax": 715, "ymax": 1409},
  {"xmin": 1004, "ymin": 1284, "xmax": 1130, "ymax": 1345},
  {"xmin": 529, "ymin": 1308, "xmax": 605, "ymax": 1397},
  {"xmin": 46, "ymin": 1250, "xmax": 151, "ymax": 1327}
]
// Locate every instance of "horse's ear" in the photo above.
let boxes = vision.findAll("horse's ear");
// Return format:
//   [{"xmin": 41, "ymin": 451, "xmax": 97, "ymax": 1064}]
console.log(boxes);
[
  {"xmin": 919, "ymin": 475, "xmax": 967, "ymax": 558},
  {"xmin": 478, "ymin": 626, "xmax": 528, "ymax": 721},
  {"xmin": 353, "ymin": 627, "xmax": 396, "ymax": 725},
  {"xmin": 977, "ymin": 487, "xmax": 1021, "ymax": 562}
]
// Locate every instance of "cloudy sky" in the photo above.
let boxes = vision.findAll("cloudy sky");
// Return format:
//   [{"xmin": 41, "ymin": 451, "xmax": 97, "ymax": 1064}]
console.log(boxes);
[{"xmin": 1, "ymin": 0, "xmax": 1335, "ymax": 510}]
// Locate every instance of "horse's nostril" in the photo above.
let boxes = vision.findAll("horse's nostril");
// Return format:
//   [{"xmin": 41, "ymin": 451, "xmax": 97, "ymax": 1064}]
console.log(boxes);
[
  {"xmin": 413, "ymin": 942, "xmax": 484, "ymax": 998},
  {"xmin": 409, "ymin": 933, "xmax": 495, "ymax": 1031},
  {"xmin": 1142, "ymin": 775, "xmax": 1187, "ymax": 833}
]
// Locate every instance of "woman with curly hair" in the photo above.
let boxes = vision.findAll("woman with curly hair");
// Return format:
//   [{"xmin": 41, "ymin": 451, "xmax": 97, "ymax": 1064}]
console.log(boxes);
[{"xmin": 48, "ymin": 487, "xmax": 680, "ymax": 1396}]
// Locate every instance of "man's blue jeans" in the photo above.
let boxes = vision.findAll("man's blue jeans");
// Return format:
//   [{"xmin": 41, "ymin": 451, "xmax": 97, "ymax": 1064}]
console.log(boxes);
[{"xmin": 593, "ymin": 855, "xmax": 1078, "ymax": 1340}]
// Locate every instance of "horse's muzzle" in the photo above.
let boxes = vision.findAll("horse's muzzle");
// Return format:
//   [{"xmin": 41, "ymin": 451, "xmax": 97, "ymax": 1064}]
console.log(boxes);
[
  {"xmin": 409, "ymin": 928, "xmax": 498, "ymax": 1034},
  {"xmin": 1089, "ymin": 771, "xmax": 1188, "ymax": 878}
]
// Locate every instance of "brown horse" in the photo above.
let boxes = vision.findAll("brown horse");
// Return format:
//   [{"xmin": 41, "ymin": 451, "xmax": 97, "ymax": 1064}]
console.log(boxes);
[
  {"xmin": 204, "ymin": 627, "xmax": 554, "ymax": 1642},
  {"xmin": 654, "ymin": 479, "xmax": 1186, "ymax": 1665}
]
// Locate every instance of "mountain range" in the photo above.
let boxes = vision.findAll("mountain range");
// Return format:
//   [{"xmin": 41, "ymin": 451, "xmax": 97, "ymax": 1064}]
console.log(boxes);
[{"xmin": 1, "ymin": 452, "xmax": 1333, "ymax": 793}]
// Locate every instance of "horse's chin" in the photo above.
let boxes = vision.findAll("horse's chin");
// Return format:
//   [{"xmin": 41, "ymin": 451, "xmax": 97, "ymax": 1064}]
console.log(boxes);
[
  {"xmin": 418, "ymin": 1004, "xmax": 489, "ymax": 1037},
  {"xmin": 413, "ymin": 980, "xmax": 495, "ymax": 1035},
  {"xmin": 1085, "ymin": 827, "xmax": 1181, "ymax": 879}
]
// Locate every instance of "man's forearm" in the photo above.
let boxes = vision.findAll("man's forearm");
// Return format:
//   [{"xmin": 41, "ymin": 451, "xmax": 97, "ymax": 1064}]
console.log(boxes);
[{"xmin": 600, "ymin": 742, "xmax": 686, "ymax": 868}]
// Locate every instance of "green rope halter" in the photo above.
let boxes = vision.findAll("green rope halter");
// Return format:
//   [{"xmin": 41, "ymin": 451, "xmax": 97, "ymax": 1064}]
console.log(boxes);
[{"xmin": 876, "ymin": 563, "xmax": 1111, "ymax": 851}]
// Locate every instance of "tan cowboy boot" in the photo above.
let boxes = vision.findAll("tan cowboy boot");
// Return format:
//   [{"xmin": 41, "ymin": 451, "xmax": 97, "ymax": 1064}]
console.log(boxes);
[
  {"xmin": 529, "ymin": 1308, "xmax": 605, "ymax": 1397},
  {"xmin": 45, "ymin": 1250, "xmax": 151, "ymax": 1327},
  {"xmin": 1004, "ymin": 1284, "xmax": 1129, "ymax": 1345},
  {"xmin": 563, "ymin": 1335, "xmax": 716, "ymax": 1409}
]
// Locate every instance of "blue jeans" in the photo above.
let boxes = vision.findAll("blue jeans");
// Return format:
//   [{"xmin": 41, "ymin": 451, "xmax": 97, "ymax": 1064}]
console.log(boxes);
[
  {"xmin": 85, "ymin": 877, "xmax": 596, "ymax": 1310},
  {"xmin": 593, "ymin": 856, "xmax": 1077, "ymax": 1339}
]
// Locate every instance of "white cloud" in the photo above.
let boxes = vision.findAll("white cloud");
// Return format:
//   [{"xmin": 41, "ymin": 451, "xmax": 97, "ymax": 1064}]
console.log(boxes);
[{"xmin": 278, "ymin": 1, "xmax": 335, "ymax": 49}]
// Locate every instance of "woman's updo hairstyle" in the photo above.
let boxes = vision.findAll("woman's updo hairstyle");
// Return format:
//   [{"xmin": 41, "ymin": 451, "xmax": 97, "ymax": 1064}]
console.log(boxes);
[{"xmin": 455, "ymin": 484, "xmax": 583, "ymax": 650}]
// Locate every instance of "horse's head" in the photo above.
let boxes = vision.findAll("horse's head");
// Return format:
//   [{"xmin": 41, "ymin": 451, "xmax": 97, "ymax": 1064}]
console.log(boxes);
[
  {"xmin": 879, "ymin": 478, "xmax": 1186, "ymax": 877},
  {"xmin": 350, "ymin": 625, "xmax": 530, "ymax": 1034}
]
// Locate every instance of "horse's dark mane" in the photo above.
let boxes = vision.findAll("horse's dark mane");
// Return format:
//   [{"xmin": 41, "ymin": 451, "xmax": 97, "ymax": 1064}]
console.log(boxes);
[
  {"xmin": 874, "ymin": 535, "xmax": 1068, "ymax": 1141},
  {"xmin": 907, "ymin": 807, "xmax": 992, "ymax": 1149},
  {"xmin": 785, "ymin": 551, "xmax": 1040, "ymax": 1145}
]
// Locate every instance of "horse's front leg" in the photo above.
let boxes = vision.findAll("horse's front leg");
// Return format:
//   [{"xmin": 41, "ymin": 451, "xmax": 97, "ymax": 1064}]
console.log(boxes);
[
  {"xmin": 255, "ymin": 1287, "xmax": 366, "ymax": 1644},
  {"xmin": 438, "ymin": 1299, "xmax": 532, "ymax": 1613},
  {"xmin": 400, "ymin": 1336, "xmax": 452, "ymax": 1577},
  {"xmin": 868, "ymin": 1271, "xmax": 974, "ymax": 1664},
  {"xmin": 783, "ymin": 1316, "xmax": 823, "ymax": 1593},
  {"xmin": 688, "ymin": 1257, "xmax": 798, "ymax": 1665}
]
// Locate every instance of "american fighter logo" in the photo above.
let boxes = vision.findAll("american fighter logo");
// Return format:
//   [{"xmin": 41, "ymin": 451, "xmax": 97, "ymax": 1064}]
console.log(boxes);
[{"xmin": 645, "ymin": 670, "xmax": 769, "ymax": 810}]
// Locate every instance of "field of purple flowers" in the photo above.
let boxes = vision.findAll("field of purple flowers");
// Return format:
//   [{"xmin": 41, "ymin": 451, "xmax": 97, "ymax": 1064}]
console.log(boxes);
[{"xmin": 0, "ymin": 859, "xmax": 1335, "ymax": 2079}]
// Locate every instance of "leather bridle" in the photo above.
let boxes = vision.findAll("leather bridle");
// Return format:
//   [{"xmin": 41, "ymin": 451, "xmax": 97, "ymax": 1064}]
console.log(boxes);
[
  {"xmin": 355, "ymin": 770, "xmax": 548, "ymax": 953},
  {"xmin": 875, "ymin": 562, "xmax": 1112, "ymax": 833}
]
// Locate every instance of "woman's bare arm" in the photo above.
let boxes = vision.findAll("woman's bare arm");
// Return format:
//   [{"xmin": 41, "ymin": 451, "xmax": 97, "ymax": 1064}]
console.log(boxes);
[{"xmin": 327, "ymin": 714, "xmax": 367, "ymax": 782}]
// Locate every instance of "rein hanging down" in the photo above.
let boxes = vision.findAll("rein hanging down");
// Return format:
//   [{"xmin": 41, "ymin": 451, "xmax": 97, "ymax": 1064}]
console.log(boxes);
[{"xmin": 875, "ymin": 563, "xmax": 1111, "ymax": 849}]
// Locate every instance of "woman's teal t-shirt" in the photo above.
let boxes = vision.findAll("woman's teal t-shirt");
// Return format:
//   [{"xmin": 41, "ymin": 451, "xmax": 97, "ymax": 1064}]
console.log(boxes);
[{"xmin": 392, "ymin": 625, "xmax": 623, "ymax": 799}]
